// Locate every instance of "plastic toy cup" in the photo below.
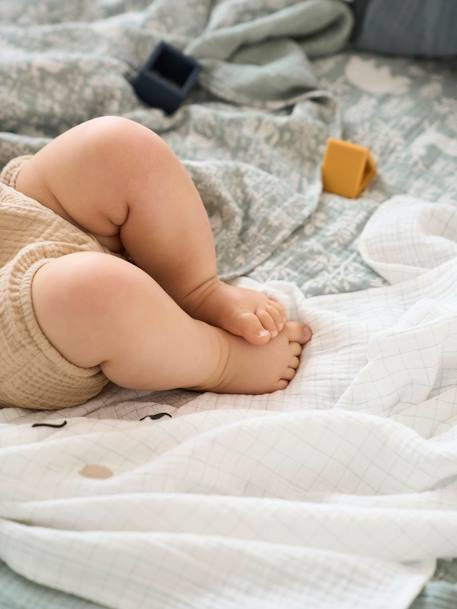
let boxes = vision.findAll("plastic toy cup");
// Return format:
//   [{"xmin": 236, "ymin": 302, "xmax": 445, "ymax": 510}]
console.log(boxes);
[{"xmin": 131, "ymin": 41, "xmax": 202, "ymax": 114}]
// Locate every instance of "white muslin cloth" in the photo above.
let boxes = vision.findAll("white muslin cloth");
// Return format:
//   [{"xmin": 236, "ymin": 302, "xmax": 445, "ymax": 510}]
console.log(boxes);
[{"xmin": 2, "ymin": 195, "xmax": 457, "ymax": 609}]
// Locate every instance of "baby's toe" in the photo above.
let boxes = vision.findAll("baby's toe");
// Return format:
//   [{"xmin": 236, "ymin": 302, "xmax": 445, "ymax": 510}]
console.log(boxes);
[
  {"xmin": 289, "ymin": 355, "xmax": 300, "ymax": 369},
  {"xmin": 265, "ymin": 302, "xmax": 285, "ymax": 333},
  {"xmin": 237, "ymin": 312, "xmax": 272, "ymax": 345},
  {"xmin": 281, "ymin": 367, "xmax": 297, "ymax": 381},
  {"xmin": 285, "ymin": 321, "xmax": 312, "ymax": 344},
  {"xmin": 290, "ymin": 342, "xmax": 303, "ymax": 356},
  {"xmin": 268, "ymin": 298, "xmax": 287, "ymax": 324},
  {"xmin": 277, "ymin": 379, "xmax": 289, "ymax": 391},
  {"xmin": 256, "ymin": 307, "xmax": 278, "ymax": 337}
]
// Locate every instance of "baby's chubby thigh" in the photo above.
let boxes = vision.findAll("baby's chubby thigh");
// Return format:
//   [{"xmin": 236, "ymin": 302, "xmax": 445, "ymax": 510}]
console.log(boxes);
[
  {"xmin": 15, "ymin": 116, "xmax": 164, "ymax": 255},
  {"xmin": 31, "ymin": 251, "xmax": 147, "ymax": 370}
]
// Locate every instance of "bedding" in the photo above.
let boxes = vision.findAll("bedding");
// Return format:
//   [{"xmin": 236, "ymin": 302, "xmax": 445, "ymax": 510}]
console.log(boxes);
[
  {"xmin": 351, "ymin": 0, "xmax": 457, "ymax": 58},
  {"xmin": 1, "ymin": 1, "xmax": 457, "ymax": 608}
]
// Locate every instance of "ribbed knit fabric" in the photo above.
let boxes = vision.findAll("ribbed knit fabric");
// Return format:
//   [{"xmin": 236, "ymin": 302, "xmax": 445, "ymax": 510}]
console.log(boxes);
[{"xmin": 0, "ymin": 156, "xmax": 110, "ymax": 410}]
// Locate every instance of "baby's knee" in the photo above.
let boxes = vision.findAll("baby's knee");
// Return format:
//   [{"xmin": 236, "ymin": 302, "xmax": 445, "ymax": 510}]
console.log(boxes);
[
  {"xmin": 87, "ymin": 115, "xmax": 168, "ymax": 167},
  {"xmin": 34, "ymin": 252, "xmax": 124, "ymax": 312}
]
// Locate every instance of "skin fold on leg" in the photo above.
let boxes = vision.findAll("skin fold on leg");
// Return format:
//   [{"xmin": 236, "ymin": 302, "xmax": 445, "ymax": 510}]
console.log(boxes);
[
  {"xmin": 30, "ymin": 252, "xmax": 308, "ymax": 394},
  {"xmin": 16, "ymin": 116, "xmax": 312, "ymax": 347}
]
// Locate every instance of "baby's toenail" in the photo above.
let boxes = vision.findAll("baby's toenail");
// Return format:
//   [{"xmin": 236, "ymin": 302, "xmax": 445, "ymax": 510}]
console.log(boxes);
[{"xmin": 257, "ymin": 330, "xmax": 269, "ymax": 337}]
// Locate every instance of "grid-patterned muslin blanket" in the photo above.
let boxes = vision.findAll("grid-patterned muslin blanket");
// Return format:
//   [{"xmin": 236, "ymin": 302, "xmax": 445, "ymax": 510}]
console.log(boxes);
[{"xmin": 2, "ymin": 195, "xmax": 457, "ymax": 608}]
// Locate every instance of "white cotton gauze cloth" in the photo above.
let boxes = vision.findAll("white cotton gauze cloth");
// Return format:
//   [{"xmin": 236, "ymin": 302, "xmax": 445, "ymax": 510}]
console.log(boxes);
[
  {"xmin": 1, "ymin": 195, "xmax": 457, "ymax": 609},
  {"xmin": 358, "ymin": 195, "xmax": 457, "ymax": 284}
]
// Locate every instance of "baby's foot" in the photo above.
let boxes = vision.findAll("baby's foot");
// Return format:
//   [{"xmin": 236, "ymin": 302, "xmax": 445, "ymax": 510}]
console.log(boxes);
[
  {"xmin": 181, "ymin": 277, "xmax": 310, "ymax": 346},
  {"xmin": 189, "ymin": 321, "xmax": 310, "ymax": 394}
]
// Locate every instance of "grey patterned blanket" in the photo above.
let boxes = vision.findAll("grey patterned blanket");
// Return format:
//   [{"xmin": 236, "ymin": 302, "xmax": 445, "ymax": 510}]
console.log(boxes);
[{"xmin": 0, "ymin": 0, "xmax": 355, "ymax": 288}]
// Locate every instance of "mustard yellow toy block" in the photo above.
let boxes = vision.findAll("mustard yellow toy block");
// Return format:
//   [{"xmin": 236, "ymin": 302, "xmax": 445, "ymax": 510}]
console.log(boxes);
[{"xmin": 321, "ymin": 138, "xmax": 376, "ymax": 198}]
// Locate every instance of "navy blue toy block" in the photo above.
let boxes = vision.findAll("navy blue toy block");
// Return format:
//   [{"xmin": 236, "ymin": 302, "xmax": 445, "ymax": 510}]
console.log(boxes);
[{"xmin": 131, "ymin": 41, "xmax": 201, "ymax": 114}]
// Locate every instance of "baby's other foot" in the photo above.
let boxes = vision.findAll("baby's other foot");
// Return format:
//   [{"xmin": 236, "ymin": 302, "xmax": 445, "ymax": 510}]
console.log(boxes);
[
  {"xmin": 181, "ymin": 277, "xmax": 312, "ymax": 346},
  {"xmin": 190, "ymin": 321, "xmax": 309, "ymax": 394}
]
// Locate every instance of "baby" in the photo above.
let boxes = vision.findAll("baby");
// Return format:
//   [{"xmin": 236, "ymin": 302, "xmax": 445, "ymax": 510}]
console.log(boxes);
[{"xmin": 0, "ymin": 116, "xmax": 311, "ymax": 410}]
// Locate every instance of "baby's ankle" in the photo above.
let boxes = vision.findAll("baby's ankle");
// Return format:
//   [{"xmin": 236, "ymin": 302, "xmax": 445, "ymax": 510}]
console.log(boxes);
[
  {"xmin": 187, "ymin": 325, "xmax": 231, "ymax": 392},
  {"xmin": 179, "ymin": 274, "xmax": 222, "ymax": 315}
]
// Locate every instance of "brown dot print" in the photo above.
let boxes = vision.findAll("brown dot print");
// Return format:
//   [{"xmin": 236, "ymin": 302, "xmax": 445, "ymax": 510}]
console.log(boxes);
[{"xmin": 79, "ymin": 464, "xmax": 113, "ymax": 479}]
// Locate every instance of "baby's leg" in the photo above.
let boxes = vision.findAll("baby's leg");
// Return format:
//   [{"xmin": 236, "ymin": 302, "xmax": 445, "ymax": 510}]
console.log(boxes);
[
  {"xmin": 31, "ymin": 252, "xmax": 308, "ymax": 394},
  {"xmin": 16, "ymin": 116, "xmax": 311, "ymax": 346}
]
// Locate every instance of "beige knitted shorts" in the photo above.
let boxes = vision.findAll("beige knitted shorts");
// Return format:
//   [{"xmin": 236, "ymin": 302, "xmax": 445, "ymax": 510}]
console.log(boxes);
[{"xmin": 0, "ymin": 155, "xmax": 112, "ymax": 410}]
